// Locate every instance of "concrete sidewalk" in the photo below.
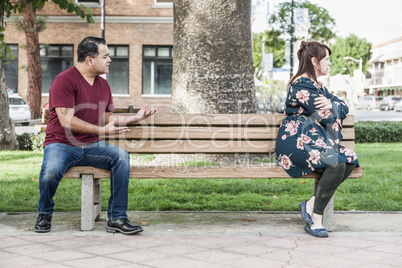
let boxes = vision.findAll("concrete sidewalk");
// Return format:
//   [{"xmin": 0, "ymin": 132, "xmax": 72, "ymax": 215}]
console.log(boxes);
[{"xmin": 1, "ymin": 211, "xmax": 401, "ymax": 267}]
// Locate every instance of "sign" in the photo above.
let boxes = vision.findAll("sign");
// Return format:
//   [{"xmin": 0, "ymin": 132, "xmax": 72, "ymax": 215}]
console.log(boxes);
[
  {"xmin": 294, "ymin": 8, "xmax": 309, "ymax": 38},
  {"xmin": 264, "ymin": 53, "xmax": 273, "ymax": 73}
]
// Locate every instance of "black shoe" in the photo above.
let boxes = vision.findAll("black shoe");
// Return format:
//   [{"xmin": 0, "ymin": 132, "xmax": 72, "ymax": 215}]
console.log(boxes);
[
  {"xmin": 34, "ymin": 214, "xmax": 52, "ymax": 233},
  {"xmin": 106, "ymin": 218, "xmax": 143, "ymax": 235}
]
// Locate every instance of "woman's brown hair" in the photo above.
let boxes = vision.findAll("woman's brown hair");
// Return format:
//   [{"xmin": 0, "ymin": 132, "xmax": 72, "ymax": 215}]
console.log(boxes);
[{"xmin": 289, "ymin": 41, "xmax": 331, "ymax": 85}]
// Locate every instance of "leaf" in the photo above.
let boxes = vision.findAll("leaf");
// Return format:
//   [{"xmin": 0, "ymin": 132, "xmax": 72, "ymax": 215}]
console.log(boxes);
[
  {"xmin": 31, "ymin": 177, "xmax": 39, "ymax": 182},
  {"xmin": 141, "ymin": 222, "xmax": 149, "ymax": 226},
  {"xmin": 242, "ymin": 217, "xmax": 256, "ymax": 222},
  {"xmin": 300, "ymin": 180, "xmax": 306, "ymax": 183},
  {"xmin": 264, "ymin": 202, "xmax": 271, "ymax": 205}
]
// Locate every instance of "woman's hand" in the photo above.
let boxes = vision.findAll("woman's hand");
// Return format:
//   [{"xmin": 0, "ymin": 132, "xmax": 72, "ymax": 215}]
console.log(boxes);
[{"xmin": 314, "ymin": 94, "xmax": 332, "ymax": 110}]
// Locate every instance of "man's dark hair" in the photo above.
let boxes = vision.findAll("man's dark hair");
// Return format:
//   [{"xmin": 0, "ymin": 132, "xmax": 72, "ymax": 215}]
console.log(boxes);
[{"xmin": 77, "ymin": 36, "xmax": 107, "ymax": 62}]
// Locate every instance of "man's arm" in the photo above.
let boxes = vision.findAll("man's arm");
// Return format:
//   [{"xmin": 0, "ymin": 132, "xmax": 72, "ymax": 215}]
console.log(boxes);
[
  {"xmin": 56, "ymin": 107, "xmax": 129, "ymax": 135},
  {"xmin": 103, "ymin": 103, "xmax": 158, "ymax": 126}
]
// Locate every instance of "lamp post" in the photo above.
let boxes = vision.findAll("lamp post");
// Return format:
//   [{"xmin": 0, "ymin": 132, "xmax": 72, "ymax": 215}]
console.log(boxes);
[
  {"xmin": 344, "ymin": 56, "xmax": 363, "ymax": 107},
  {"xmin": 343, "ymin": 56, "xmax": 362, "ymax": 75}
]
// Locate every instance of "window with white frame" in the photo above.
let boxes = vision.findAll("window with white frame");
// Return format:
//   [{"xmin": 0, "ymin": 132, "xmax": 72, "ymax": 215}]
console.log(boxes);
[
  {"xmin": 153, "ymin": 0, "xmax": 173, "ymax": 8},
  {"xmin": 106, "ymin": 45, "xmax": 129, "ymax": 95},
  {"xmin": 76, "ymin": 0, "xmax": 100, "ymax": 4},
  {"xmin": 3, "ymin": 44, "xmax": 19, "ymax": 93},
  {"xmin": 142, "ymin": 45, "xmax": 173, "ymax": 95},
  {"xmin": 40, "ymin": 44, "xmax": 74, "ymax": 94},
  {"xmin": 75, "ymin": 0, "xmax": 100, "ymax": 7}
]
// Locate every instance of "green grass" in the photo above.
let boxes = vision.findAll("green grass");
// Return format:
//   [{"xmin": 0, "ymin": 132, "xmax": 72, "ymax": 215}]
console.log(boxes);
[{"xmin": 0, "ymin": 143, "xmax": 401, "ymax": 212}]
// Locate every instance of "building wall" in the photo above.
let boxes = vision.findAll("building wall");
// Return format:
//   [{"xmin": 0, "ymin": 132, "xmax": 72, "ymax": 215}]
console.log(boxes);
[
  {"xmin": 4, "ymin": 0, "xmax": 174, "ymax": 112},
  {"xmin": 369, "ymin": 36, "xmax": 402, "ymax": 96}
]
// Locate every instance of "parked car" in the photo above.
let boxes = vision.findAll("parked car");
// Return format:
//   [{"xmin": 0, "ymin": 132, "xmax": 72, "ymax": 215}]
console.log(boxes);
[
  {"xmin": 356, "ymin": 95, "xmax": 382, "ymax": 110},
  {"xmin": 394, "ymin": 100, "xmax": 402, "ymax": 112},
  {"xmin": 379, "ymin": 96, "xmax": 401, "ymax": 111},
  {"xmin": 9, "ymin": 95, "xmax": 31, "ymax": 126}
]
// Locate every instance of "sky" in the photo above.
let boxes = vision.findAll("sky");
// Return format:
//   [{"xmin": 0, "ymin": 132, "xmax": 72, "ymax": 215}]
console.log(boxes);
[{"xmin": 254, "ymin": 0, "xmax": 402, "ymax": 45}]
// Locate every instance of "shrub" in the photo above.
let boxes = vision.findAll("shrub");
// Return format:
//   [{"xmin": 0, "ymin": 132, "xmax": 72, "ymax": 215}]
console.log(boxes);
[
  {"xmin": 16, "ymin": 132, "xmax": 33, "ymax": 150},
  {"xmin": 31, "ymin": 131, "xmax": 46, "ymax": 152},
  {"xmin": 355, "ymin": 121, "xmax": 402, "ymax": 143},
  {"xmin": 16, "ymin": 131, "xmax": 45, "ymax": 151}
]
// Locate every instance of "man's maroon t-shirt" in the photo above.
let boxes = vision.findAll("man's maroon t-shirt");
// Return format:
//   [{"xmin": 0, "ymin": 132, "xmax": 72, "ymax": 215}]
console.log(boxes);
[{"xmin": 44, "ymin": 66, "xmax": 115, "ymax": 147}]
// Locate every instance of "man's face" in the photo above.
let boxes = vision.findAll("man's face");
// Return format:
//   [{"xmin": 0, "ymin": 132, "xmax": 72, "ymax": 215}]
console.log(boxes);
[{"xmin": 91, "ymin": 44, "xmax": 111, "ymax": 75}]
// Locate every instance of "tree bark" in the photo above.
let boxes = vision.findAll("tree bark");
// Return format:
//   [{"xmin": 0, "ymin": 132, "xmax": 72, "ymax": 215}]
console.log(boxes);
[
  {"xmin": 23, "ymin": 5, "xmax": 42, "ymax": 119},
  {"xmin": 0, "ymin": 61, "xmax": 19, "ymax": 150},
  {"xmin": 171, "ymin": 0, "xmax": 256, "ymax": 114}
]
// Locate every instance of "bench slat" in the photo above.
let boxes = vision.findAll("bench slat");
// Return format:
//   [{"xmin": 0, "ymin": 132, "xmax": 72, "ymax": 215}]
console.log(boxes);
[
  {"xmin": 127, "ymin": 114, "xmax": 356, "ymax": 127},
  {"xmin": 105, "ymin": 140, "xmax": 355, "ymax": 153},
  {"xmin": 103, "ymin": 127, "xmax": 355, "ymax": 140},
  {"xmin": 63, "ymin": 166, "xmax": 363, "ymax": 179}
]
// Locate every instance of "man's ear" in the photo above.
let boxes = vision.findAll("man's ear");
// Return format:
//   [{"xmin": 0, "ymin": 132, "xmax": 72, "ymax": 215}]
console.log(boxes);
[{"xmin": 86, "ymin": 56, "xmax": 93, "ymax": 66}]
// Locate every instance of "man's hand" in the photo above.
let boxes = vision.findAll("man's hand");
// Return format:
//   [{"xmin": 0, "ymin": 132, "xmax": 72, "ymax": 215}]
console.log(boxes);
[
  {"xmin": 100, "ymin": 119, "xmax": 130, "ymax": 135},
  {"xmin": 134, "ymin": 103, "xmax": 158, "ymax": 121}
]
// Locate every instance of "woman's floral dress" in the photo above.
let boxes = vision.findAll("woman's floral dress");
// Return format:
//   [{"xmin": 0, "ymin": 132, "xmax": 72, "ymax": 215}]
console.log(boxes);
[{"xmin": 275, "ymin": 77, "xmax": 359, "ymax": 178}]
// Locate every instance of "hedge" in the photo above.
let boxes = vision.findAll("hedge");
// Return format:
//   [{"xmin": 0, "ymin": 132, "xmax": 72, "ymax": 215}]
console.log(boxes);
[{"xmin": 354, "ymin": 121, "xmax": 402, "ymax": 143}]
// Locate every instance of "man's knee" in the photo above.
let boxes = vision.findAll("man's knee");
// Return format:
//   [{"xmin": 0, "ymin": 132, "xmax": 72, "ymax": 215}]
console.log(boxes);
[
  {"xmin": 113, "ymin": 146, "xmax": 130, "ymax": 165},
  {"xmin": 40, "ymin": 163, "xmax": 64, "ymax": 184}
]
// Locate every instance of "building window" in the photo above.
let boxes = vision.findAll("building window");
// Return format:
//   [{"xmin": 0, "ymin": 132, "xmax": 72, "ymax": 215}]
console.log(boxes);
[
  {"xmin": 3, "ymin": 44, "xmax": 18, "ymax": 93},
  {"xmin": 107, "ymin": 45, "xmax": 129, "ymax": 95},
  {"xmin": 153, "ymin": 0, "xmax": 173, "ymax": 8},
  {"xmin": 40, "ymin": 44, "xmax": 74, "ymax": 94},
  {"xmin": 142, "ymin": 45, "xmax": 173, "ymax": 95},
  {"xmin": 75, "ymin": 0, "xmax": 100, "ymax": 7}
]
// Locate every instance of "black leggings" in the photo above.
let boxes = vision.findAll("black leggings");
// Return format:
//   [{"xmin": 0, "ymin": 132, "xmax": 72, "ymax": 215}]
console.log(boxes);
[{"xmin": 313, "ymin": 162, "xmax": 356, "ymax": 215}]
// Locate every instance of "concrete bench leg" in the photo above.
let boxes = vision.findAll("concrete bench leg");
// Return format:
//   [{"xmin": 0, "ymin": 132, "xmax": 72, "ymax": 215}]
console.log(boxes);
[
  {"xmin": 314, "ymin": 178, "xmax": 334, "ymax": 232},
  {"xmin": 81, "ymin": 174, "xmax": 102, "ymax": 231}
]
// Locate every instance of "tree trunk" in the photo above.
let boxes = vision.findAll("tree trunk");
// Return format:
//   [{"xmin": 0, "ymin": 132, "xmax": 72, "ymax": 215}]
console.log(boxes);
[
  {"xmin": 0, "ymin": 61, "xmax": 19, "ymax": 150},
  {"xmin": 171, "ymin": 0, "xmax": 256, "ymax": 114},
  {"xmin": 23, "ymin": 5, "xmax": 42, "ymax": 119}
]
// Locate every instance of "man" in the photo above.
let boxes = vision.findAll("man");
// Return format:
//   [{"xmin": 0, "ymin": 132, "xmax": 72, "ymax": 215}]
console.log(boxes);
[{"xmin": 34, "ymin": 36, "xmax": 157, "ymax": 235}]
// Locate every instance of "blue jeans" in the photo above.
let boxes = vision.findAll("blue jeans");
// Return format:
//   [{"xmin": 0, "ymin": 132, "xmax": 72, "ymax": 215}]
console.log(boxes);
[{"xmin": 38, "ymin": 141, "xmax": 130, "ymax": 220}]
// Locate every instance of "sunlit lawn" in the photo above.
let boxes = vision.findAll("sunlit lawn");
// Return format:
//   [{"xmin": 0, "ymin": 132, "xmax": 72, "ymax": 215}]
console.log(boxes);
[{"xmin": 0, "ymin": 143, "xmax": 400, "ymax": 212}]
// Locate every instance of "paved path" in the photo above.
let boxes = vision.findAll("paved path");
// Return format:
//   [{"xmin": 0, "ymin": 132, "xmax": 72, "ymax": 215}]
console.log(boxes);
[{"xmin": 1, "ymin": 212, "xmax": 401, "ymax": 267}]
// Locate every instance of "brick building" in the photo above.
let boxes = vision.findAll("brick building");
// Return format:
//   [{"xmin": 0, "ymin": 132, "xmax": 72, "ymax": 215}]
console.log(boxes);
[{"xmin": 4, "ymin": 0, "xmax": 174, "ymax": 112}]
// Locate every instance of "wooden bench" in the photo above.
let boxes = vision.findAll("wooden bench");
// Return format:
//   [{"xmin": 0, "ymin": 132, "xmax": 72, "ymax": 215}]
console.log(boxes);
[
  {"xmin": 40, "ymin": 111, "xmax": 363, "ymax": 231},
  {"xmin": 35, "ymin": 106, "xmax": 139, "ymax": 131}
]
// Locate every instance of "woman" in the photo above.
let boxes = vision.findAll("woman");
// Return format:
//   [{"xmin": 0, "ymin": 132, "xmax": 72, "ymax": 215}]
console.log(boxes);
[{"xmin": 275, "ymin": 41, "xmax": 359, "ymax": 238}]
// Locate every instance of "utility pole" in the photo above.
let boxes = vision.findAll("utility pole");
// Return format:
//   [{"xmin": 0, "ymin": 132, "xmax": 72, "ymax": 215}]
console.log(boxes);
[
  {"xmin": 101, "ymin": 0, "xmax": 105, "ymax": 39},
  {"xmin": 290, "ymin": 0, "xmax": 295, "ymax": 78}
]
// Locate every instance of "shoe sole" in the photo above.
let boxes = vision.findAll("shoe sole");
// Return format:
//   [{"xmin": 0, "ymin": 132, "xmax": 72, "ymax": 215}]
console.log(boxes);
[
  {"xmin": 34, "ymin": 228, "xmax": 51, "ymax": 233},
  {"xmin": 106, "ymin": 227, "xmax": 143, "ymax": 235}
]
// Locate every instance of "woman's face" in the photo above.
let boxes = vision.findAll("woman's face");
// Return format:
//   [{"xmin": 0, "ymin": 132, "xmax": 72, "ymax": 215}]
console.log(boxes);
[{"xmin": 315, "ymin": 49, "xmax": 331, "ymax": 77}]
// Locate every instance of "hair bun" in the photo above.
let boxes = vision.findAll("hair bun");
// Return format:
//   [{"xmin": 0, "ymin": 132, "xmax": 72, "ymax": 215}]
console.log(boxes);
[{"xmin": 300, "ymin": 41, "xmax": 308, "ymax": 49}]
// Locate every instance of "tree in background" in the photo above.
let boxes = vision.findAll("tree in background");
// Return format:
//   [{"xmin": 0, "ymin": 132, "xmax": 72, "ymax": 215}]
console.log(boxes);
[
  {"xmin": 268, "ymin": 0, "xmax": 336, "ymax": 43},
  {"xmin": 329, "ymin": 34, "xmax": 372, "ymax": 76},
  {"xmin": 0, "ymin": 0, "xmax": 93, "ymax": 150},
  {"xmin": 253, "ymin": 30, "xmax": 285, "ymax": 79},
  {"xmin": 171, "ymin": 0, "xmax": 256, "ymax": 114}
]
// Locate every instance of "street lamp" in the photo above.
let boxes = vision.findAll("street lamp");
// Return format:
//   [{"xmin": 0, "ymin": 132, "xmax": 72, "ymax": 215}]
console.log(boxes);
[
  {"xmin": 343, "ymin": 56, "xmax": 362, "ymax": 75},
  {"xmin": 344, "ymin": 56, "xmax": 363, "ymax": 107}
]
